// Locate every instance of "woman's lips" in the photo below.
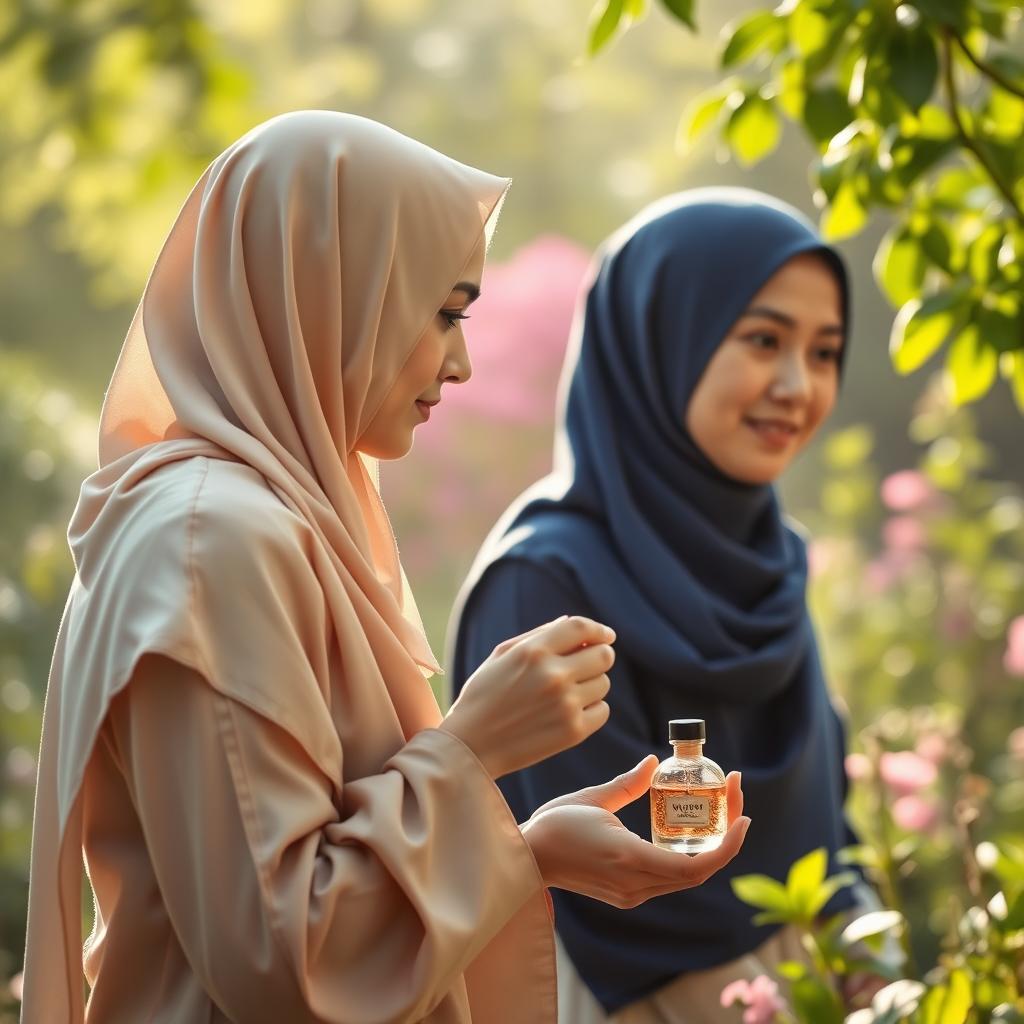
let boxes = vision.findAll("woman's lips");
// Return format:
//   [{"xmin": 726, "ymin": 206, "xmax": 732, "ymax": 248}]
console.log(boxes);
[
  {"xmin": 744, "ymin": 417, "xmax": 800, "ymax": 448},
  {"xmin": 415, "ymin": 400, "xmax": 432, "ymax": 421}
]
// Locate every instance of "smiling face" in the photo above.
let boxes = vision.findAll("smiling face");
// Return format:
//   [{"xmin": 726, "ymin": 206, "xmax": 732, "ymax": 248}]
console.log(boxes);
[
  {"xmin": 684, "ymin": 252, "xmax": 844, "ymax": 485},
  {"xmin": 356, "ymin": 233, "xmax": 486, "ymax": 460}
]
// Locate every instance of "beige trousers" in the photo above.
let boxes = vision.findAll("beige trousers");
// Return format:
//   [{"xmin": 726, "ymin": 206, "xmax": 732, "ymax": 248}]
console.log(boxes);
[{"xmin": 555, "ymin": 925, "xmax": 811, "ymax": 1024}]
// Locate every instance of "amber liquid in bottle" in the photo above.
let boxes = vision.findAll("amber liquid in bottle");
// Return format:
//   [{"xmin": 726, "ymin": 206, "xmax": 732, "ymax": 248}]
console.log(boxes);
[{"xmin": 650, "ymin": 720, "xmax": 727, "ymax": 855}]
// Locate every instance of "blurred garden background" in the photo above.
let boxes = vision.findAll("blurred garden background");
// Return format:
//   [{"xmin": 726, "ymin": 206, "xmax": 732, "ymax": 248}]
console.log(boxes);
[{"xmin": 1, "ymin": 0, "xmax": 1023, "ymax": 1020}]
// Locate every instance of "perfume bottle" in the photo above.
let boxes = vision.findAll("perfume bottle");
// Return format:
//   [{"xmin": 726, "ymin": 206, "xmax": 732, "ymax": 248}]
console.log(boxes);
[{"xmin": 650, "ymin": 719, "xmax": 727, "ymax": 855}]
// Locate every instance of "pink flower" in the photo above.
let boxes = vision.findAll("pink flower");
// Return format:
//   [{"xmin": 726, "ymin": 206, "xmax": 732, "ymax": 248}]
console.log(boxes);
[
  {"xmin": 881, "ymin": 471, "xmax": 935, "ymax": 512},
  {"xmin": 883, "ymin": 515, "xmax": 926, "ymax": 552},
  {"xmin": 1004, "ymin": 616, "xmax": 1024, "ymax": 677},
  {"xmin": 845, "ymin": 752, "xmax": 872, "ymax": 780},
  {"xmin": 915, "ymin": 733, "xmax": 948, "ymax": 765},
  {"xmin": 9, "ymin": 971, "xmax": 22, "ymax": 1001},
  {"xmin": 864, "ymin": 550, "xmax": 916, "ymax": 594},
  {"xmin": 424, "ymin": 235, "xmax": 590, "ymax": 429},
  {"xmin": 720, "ymin": 975, "xmax": 790, "ymax": 1024},
  {"xmin": 879, "ymin": 750, "xmax": 938, "ymax": 796},
  {"xmin": 891, "ymin": 794, "xmax": 939, "ymax": 832}
]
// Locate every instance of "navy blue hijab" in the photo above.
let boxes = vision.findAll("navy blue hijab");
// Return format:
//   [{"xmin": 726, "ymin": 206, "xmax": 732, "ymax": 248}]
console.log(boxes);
[
  {"xmin": 473, "ymin": 187, "xmax": 850, "ymax": 696},
  {"xmin": 450, "ymin": 188, "xmax": 860, "ymax": 1009}
]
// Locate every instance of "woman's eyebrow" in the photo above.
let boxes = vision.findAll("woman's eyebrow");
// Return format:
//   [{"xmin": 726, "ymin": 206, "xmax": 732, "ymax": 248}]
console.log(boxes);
[
  {"xmin": 450, "ymin": 282, "xmax": 481, "ymax": 303},
  {"xmin": 741, "ymin": 304, "xmax": 844, "ymax": 335}
]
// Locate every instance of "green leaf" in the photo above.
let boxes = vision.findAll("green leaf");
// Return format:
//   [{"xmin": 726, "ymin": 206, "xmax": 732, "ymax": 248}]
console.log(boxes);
[
  {"xmin": 968, "ymin": 224, "xmax": 1005, "ymax": 285},
  {"xmin": 732, "ymin": 873, "xmax": 792, "ymax": 913},
  {"xmin": 889, "ymin": 289, "xmax": 965, "ymax": 373},
  {"xmin": 874, "ymin": 226, "xmax": 927, "ymax": 306},
  {"xmin": 840, "ymin": 910, "xmax": 905, "ymax": 947},
  {"xmin": 914, "ymin": 0, "xmax": 970, "ymax": 32},
  {"xmin": 821, "ymin": 179, "xmax": 868, "ymax": 240},
  {"xmin": 887, "ymin": 24, "xmax": 939, "ymax": 112},
  {"xmin": 869, "ymin": 979, "xmax": 927, "ymax": 1021},
  {"xmin": 978, "ymin": 304, "xmax": 1022, "ymax": 354},
  {"xmin": 587, "ymin": 0, "xmax": 626, "ymax": 57},
  {"xmin": 921, "ymin": 222, "xmax": 955, "ymax": 273},
  {"xmin": 999, "ymin": 889, "xmax": 1024, "ymax": 930},
  {"xmin": 725, "ymin": 92, "xmax": 782, "ymax": 165},
  {"xmin": 677, "ymin": 86, "xmax": 730, "ymax": 146},
  {"xmin": 837, "ymin": 844, "xmax": 882, "ymax": 871},
  {"xmin": 804, "ymin": 85, "xmax": 854, "ymax": 145},
  {"xmin": 806, "ymin": 873, "xmax": 859, "ymax": 919},
  {"xmin": 789, "ymin": 3, "xmax": 831, "ymax": 58},
  {"xmin": 985, "ymin": 83, "xmax": 1024, "ymax": 143},
  {"xmin": 790, "ymin": 975, "xmax": 845, "ymax": 1024},
  {"xmin": 946, "ymin": 324, "xmax": 998, "ymax": 404},
  {"xmin": 918, "ymin": 969, "xmax": 972, "ymax": 1024},
  {"xmin": 720, "ymin": 11, "xmax": 785, "ymax": 69},
  {"xmin": 659, "ymin": 0, "xmax": 697, "ymax": 31},
  {"xmin": 786, "ymin": 847, "xmax": 826, "ymax": 915},
  {"xmin": 1005, "ymin": 352, "xmax": 1024, "ymax": 413},
  {"xmin": 988, "ymin": 51, "xmax": 1024, "ymax": 91},
  {"xmin": 776, "ymin": 960, "xmax": 810, "ymax": 981},
  {"xmin": 752, "ymin": 910, "xmax": 795, "ymax": 926}
]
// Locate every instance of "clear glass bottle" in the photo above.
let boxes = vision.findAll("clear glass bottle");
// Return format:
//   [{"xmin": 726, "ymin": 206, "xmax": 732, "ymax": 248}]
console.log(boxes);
[{"xmin": 650, "ymin": 719, "xmax": 727, "ymax": 855}]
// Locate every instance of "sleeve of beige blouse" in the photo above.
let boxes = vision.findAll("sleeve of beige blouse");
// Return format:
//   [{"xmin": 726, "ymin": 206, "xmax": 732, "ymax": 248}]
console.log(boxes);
[{"xmin": 106, "ymin": 652, "xmax": 546, "ymax": 1024}]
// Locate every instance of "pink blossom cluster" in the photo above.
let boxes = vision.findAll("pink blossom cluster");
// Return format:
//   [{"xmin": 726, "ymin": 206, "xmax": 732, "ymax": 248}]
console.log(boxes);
[
  {"xmin": 720, "ymin": 975, "xmax": 790, "ymax": 1024},
  {"xmin": 845, "ymin": 747, "xmax": 943, "ymax": 832},
  {"xmin": 413, "ymin": 235, "xmax": 590, "ymax": 454},
  {"xmin": 865, "ymin": 471, "xmax": 941, "ymax": 594},
  {"xmin": 1004, "ymin": 616, "xmax": 1024, "ymax": 677}
]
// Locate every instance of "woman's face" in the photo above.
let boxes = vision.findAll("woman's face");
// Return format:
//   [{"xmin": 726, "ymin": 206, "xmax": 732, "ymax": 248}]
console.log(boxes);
[
  {"xmin": 685, "ymin": 253, "xmax": 844, "ymax": 485},
  {"xmin": 356, "ymin": 234, "xmax": 485, "ymax": 460}
]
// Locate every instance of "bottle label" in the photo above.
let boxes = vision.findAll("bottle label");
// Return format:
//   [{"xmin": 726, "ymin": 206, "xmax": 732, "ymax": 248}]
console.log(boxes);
[{"xmin": 665, "ymin": 795, "xmax": 710, "ymax": 827}]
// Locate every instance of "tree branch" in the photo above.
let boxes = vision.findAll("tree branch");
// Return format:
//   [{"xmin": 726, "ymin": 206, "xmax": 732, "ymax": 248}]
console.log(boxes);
[
  {"xmin": 940, "ymin": 29, "xmax": 1024, "ymax": 225},
  {"xmin": 951, "ymin": 28, "xmax": 1024, "ymax": 102}
]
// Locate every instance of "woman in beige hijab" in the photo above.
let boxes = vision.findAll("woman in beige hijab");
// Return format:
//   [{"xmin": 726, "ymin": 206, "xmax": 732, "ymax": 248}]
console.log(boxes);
[{"xmin": 21, "ymin": 111, "xmax": 749, "ymax": 1023}]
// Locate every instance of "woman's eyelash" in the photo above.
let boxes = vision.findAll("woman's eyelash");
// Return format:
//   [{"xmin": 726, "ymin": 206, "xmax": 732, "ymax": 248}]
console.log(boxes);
[{"xmin": 441, "ymin": 311, "xmax": 471, "ymax": 330}]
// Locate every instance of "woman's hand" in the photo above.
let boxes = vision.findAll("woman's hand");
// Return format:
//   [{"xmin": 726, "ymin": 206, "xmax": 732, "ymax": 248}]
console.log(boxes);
[
  {"xmin": 521, "ymin": 756, "xmax": 750, "ymax": 908},
  {"xmin": 440, "ymin": 616, "xmax": 615, "ymax": 780}
]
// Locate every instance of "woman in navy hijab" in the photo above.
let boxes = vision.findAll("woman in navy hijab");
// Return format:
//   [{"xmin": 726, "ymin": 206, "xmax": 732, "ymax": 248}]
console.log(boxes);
[{"xmin": 448, "ymin": 188, "xmax": 881, "ymax": 1021}]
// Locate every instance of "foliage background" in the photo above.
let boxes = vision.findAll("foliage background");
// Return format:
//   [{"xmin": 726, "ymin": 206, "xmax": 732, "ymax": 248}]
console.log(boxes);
[{"xmin": 1, "ymin": 0, "xmax": 1021, "ymax": 1018}]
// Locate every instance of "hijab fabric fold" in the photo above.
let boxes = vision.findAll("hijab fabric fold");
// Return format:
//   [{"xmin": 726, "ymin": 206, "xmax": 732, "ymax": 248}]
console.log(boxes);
[{"xmin": 24, "ymin": 111, "xmax": 519, "ymax": 1021}]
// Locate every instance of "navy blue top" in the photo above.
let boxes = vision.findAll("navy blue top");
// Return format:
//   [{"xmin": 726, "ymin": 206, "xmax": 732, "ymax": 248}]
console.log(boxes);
[{"xmin": 448, "ymin": 189, "xmax": 860, "ymax": 1014}]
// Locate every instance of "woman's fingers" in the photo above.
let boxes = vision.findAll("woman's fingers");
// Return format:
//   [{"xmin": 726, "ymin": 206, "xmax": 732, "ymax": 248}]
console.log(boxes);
[
  {"xmin": 492, "ymin": 615, "xmax": 568, "ymax": 655},
  {"xmin": 577, "ymin": 697, "xmax": 611, "ymax": 736},
  {"xmin": 576, "ymin": 756, "xmax": 659, "ymax": 813},
  {"xmin": 726, "ymin": 770, "xmax": 743, "ymax": 826},
  {"xmin": 628, "ymin": 813, "xmax": 751, "ymax": 881},
  {"xmin": 527, "ymin": 615, "xmax": 616, "ymax": 656},
  {"xmin": 573, "ymin": 672, "xmax": 611, "ymax": 709},
  {"xmin": 561, "ymin": 642, "xmax": 616, "ymax": 682}
]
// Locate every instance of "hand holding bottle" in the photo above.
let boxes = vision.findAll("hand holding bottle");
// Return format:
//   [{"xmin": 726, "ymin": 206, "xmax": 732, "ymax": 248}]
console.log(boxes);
[
  {"xmin": 439, "ymin": 616, "xmax": 616, "ymax": 780},
  {"xmin": 521, "ymin": 758, "xmax": 750, "ymax": 908}
]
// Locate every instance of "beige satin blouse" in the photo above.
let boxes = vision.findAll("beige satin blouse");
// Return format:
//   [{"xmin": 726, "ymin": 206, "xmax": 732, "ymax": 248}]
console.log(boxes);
[{"xmin": 80, "ymin": 654, "xmax": 552, "ymax": 1023}]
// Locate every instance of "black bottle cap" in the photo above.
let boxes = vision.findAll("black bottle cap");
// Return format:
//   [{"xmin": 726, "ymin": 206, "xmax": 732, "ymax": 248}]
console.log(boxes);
[{"xmin": 669, "ymin": 719, "xmax": 705, "ymax": 741}]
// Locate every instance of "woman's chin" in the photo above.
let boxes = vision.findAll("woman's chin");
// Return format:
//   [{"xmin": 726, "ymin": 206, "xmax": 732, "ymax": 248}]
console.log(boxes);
[{"xmin": 355, "ymin": 431, "xmax": 415, "ymax": 461}]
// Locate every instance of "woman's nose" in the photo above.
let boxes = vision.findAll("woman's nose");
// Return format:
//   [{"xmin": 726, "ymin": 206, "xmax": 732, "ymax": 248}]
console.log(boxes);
[
  {"xmin": 443, "ymin": 333, "xmax": 472, "ymax": 385},
  {"xmin": 769, "ymin": 352, "xmax": 810, "ymax": 402}
]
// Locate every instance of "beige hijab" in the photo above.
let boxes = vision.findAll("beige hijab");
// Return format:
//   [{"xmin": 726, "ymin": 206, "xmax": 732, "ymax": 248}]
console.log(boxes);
[{"xmin": 23, "ymin": 111, "xmax": 551, "ymax": 1020}]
